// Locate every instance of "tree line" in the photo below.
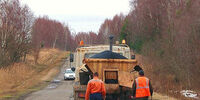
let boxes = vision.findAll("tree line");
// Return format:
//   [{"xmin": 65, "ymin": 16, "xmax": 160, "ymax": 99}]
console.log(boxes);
[
  {"xmin": 0, "ymin": 0, "xmax": 98, "ymax": 66},
  {"xmin": 96, "ymin": 0, "xmax": 200, "ymax": 93},
  {"xmin": 0, "ymin": 0, "xmax": 34, "ymax": 66},
  {"xmin": 128, "ymin": 0, "xmax": 200, "ymax": 92}
]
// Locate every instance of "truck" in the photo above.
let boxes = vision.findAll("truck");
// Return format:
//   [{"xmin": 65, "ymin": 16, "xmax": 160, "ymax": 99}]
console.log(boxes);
[{"xmin": 72, "ymin": 36, "xmax": 137, "ymax": 100}]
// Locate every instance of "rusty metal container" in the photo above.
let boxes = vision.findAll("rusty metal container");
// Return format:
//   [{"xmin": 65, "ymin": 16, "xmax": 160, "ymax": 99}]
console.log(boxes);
[{"xmin": 84, "ymin": 58, "xmax": 137, "ymax": 90}]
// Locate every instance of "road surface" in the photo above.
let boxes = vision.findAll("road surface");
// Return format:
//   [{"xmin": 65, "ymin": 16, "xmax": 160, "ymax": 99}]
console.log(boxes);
[{"xmin": 24, "ymin": 59, "xmax": 74, "ymax": 100}]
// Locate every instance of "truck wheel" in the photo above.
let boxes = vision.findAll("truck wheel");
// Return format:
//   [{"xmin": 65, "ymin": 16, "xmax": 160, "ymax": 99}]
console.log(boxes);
[
  {"xmin": 105, "ymin": 94, "xmax": 113, "ymax": 100},
  {"xmin": 126, "ymin": 91, "xmax": 132, "ymax": 100}
]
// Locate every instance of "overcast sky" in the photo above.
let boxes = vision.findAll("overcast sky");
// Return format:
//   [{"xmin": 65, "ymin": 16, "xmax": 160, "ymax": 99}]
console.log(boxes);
[{"xmin": 21, "ymin": 0, "xmax": 131, "ymax": 33}]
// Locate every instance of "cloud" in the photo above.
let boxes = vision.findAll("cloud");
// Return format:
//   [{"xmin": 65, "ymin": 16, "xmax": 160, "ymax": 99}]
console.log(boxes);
[{"xmin": 21, "ymin": 0, "xmax": 130, "ymax": 32}]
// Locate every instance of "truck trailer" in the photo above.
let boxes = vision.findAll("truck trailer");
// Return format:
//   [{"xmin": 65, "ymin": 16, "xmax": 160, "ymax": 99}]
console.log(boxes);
[{"xmin": 72, "ymin": 38, "xmax": 137, "ymax": 100}]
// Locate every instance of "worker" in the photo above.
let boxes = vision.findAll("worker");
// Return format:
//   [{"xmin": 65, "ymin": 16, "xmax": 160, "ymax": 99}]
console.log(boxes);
[
  {"xmin": 85, "ymin": 72, "xmax": 106, "ymax": 100},
  {"xmin": 132, "ymin": 70, "xmax": 153, "ymax": 100}
]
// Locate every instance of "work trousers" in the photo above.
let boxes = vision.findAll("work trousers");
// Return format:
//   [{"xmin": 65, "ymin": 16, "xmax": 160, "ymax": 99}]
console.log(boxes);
[{"xmin": 89, "ymin": 93, "xmax": 102, "ymax": 100}]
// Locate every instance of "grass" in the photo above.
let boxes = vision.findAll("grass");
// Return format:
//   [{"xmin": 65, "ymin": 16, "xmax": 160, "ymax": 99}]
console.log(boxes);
[
  {"xmin": 135, "ymin": 54, "xmax": 198, "ymax": 100},
  {"xmin": 1, "ymin": 94, "xmax": 14, "ymax": 100},
  {"xmin": 0, "ymin": 48, "xmax": 69, "ymax": 100},
  {"xmin": 135, "ymin": 54, "xmax": 175, "ymax": 98}
]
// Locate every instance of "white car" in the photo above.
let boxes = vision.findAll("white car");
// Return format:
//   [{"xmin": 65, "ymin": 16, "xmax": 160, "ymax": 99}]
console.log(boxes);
[{"xmin": 64, "ymin": 68, "xmax": 75, "ymax": 80}]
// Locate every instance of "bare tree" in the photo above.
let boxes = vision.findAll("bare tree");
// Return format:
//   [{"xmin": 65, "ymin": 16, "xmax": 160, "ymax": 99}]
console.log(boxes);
[{"xmin": 0, "ymin": 0, "xmax": 34, "ymax": 67}]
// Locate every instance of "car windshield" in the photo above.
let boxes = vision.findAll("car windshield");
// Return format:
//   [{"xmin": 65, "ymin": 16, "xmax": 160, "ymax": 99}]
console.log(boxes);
[
  {"xmin": 65, "ymin": 69, "xmax": 73, "ymax": 73},
  {"xmin": 84, "ymin": 53, "xmax": 97, "ymax": 58},
  {"xmin": 85, "ymin": 52, "xmax": 123, "ymax": 58}
]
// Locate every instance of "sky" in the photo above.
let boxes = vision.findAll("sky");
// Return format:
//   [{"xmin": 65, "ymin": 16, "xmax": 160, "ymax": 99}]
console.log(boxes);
[{"xmin": 21, "ymin": 0, "xmax": 131, "ymax": 33}]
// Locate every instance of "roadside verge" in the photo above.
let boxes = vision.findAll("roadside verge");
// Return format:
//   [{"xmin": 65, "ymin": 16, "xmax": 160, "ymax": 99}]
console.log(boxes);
[{"xmin": 0, "ymin": 48, "xmax": 69, "ymax": 100}]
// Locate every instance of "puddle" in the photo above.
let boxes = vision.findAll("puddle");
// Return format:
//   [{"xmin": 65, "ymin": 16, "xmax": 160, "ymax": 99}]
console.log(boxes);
[
  {"xmin": 47, "ymin": 79, "xmax": 61, "ymax": 89},
  {"xmin": 180, "ymin": 90, "xmax": 198, "ymax": 99},
  {"xmin": 52, "ymin": 79, "xmax": 61, "ymax": 83},
  {"xmin": 47, "ymin": 84, "xmax": 58, "ymax": 89}
]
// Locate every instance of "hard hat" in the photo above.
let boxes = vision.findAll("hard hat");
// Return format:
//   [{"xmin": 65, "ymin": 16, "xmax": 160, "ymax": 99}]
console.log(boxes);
[{"xmin": 139, "ymin": 70, "xmax": 144, "ymax": 76}]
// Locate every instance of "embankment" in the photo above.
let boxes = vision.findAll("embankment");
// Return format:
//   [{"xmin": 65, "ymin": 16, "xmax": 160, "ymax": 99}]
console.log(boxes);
[{"xmin": 0, "ymin": 48, "xmax": 68, "ymax": 100}]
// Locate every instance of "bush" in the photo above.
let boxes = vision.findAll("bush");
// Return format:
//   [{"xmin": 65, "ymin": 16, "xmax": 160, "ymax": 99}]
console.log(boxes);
[{"xmin": 132, "ymin": 38, "xmax": 144, "ymax": 54}]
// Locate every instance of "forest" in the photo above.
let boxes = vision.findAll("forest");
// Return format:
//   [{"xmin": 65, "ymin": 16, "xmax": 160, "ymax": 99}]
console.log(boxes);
[{"xmin": 0, "ymin": 0, "xmax": 200, "ymax": 97}]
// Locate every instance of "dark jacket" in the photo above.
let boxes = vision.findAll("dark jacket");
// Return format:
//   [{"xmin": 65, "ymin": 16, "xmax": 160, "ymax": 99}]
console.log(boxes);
[{"xmin": 132, "ymin": 77, "xmax": 153, "ymax": 99}]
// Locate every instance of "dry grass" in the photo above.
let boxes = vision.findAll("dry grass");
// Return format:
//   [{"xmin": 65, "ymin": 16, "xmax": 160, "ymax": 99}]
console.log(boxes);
[
  {"xmin": 0, "ymin": 63, "xmax": 34, "ymax": 97},
  {"xmin": 135, "ymin": 54, "xmax": 197, "ymax": 100},
  {"xmin": 153, "ymin": 93, "xmax": 178, "ymax": 100},
  {"xmin": 0, "ymin": 48, "xmax": 69, "ymax": 99},
  {"xmin": 135, "ymin": 54, "xmax": 181, "ymax": 99}
]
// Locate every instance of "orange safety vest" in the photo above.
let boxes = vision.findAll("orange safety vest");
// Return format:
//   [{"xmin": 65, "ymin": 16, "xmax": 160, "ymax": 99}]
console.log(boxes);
[{"xmin": 135, "ymin": 76, "xmax": 151, "ymax": 98}]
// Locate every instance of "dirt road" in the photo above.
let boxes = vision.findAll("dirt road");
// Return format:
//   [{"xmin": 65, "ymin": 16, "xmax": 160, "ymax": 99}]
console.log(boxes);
[{"xmin": 23, "ymin": 59, "xmax": 74, "ymax": 100}]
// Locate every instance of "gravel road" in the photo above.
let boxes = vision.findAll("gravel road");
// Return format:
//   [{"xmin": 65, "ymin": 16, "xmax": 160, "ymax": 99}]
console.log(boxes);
[{"xmin": 24, "ymin": 59, "xmax": 74, "ymax": 100}]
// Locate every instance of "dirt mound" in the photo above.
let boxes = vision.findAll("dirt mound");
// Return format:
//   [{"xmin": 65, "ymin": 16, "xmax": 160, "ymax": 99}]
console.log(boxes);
[{"xmin": 90, "ymin": 50, "xmax": 127, "ymax": 59}]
